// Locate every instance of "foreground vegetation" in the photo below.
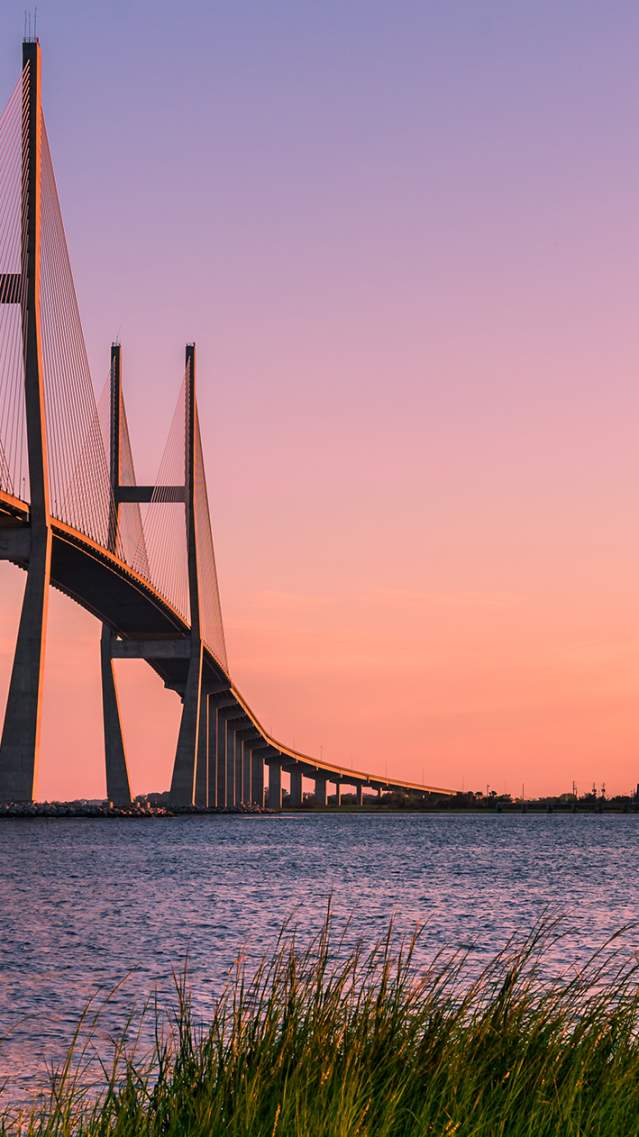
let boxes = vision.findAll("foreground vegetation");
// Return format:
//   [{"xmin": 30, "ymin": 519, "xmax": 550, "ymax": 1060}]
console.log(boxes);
[{"xmin": 5, "ymin": 918, "xmax": 639, "ymax": 1136}]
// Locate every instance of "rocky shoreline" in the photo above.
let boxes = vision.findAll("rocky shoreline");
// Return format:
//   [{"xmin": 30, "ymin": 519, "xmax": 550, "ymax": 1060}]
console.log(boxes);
[{"xmin": 0, "ymin": 799, "xmax": 269, "ymax": 818}]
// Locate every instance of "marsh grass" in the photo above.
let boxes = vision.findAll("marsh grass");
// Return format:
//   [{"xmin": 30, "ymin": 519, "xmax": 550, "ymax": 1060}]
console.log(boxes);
[{"xmin": 4, "ymin": 916, "xmax": 639, "ymax": 1136}]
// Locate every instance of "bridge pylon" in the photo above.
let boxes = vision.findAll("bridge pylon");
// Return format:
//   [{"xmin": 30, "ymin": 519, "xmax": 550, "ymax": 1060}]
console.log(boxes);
[
  {"xmin": 0, "ymin": 40, "xmax": 51, "ymax": 802},
  {"xmin": 99, "ymin": 343, "xmax": 217, "ymax": 808},
  {"xmin": 169, "ymin": 344, "xmax": 207, "ymax": 807},
  {"xmin": 100, "ymin": 343, "xmax": 133, "ymax": 806}
]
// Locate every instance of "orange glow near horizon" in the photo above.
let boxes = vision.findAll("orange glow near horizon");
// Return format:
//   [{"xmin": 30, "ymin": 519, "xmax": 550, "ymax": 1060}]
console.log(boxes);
[
  {"xmin": 2, "ymin": 3, "xmax": 639, "ymax": 799},
  {"xmin": 2, "ymin": 525, "xmax": 639, "ymax": 801}
]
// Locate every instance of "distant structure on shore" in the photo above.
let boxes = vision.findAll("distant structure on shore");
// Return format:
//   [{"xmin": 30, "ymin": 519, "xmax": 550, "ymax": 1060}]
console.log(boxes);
[{"xmin": 0, "ymin": 39, "xmax": 455, "ymax": 811}]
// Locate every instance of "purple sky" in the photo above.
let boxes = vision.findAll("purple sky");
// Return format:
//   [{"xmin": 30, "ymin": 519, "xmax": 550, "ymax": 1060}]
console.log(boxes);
[{"xmin": 2, "ymin": 2, "xmax": 639, "ymax": 798}]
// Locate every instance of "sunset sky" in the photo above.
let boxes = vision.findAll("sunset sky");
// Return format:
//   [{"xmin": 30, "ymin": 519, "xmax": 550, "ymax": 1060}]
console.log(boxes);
[{"xmin": 2, "ymin": 1, "xmax": 639, "ymax": 799}]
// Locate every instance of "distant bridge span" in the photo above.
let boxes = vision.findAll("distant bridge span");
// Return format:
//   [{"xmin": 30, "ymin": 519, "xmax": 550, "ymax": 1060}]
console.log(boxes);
[
  {"xmin": 0, "ymin": 41, "xmax": 456, "ymax": 807},
  {"xmin": 0, "ymin": 489, "xmax": 455, "ymax": 804}
]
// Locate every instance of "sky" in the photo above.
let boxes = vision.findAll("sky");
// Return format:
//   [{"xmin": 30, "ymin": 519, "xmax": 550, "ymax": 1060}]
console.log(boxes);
[{"xmin": 2, "ymin": 1, "xmax": 639, "ymax": 799}]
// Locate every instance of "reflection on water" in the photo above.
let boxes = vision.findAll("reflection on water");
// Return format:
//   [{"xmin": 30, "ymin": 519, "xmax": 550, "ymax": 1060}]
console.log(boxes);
[{"xmin": 0, "ymin": 812, "xmax": 637, "ymax": 1102}]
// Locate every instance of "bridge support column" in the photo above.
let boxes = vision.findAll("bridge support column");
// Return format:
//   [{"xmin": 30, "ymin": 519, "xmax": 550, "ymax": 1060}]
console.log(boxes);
[
  {"xmin": 208, "ymin": 698, "xmax": 236, "ymax": 808},
  {"xmin": 242, "ymin": 740, "xmax": 251, "ymax": 804},
  {"xmin": 211, "ymin": 703, "xmax": 237, "ymax": 808},
  {"xmin": 207, "ymin": 699, "xmax": 217, "ymax": 807},
  {"xmin": 232, "ymin": 728, "xmax": 257, "ymax": 806},
  {"xmin": 226, "ymin": 722, "xmax": 237, "ymax": 807},
  {"xmin": 0, "ymin": 41, "xmax": 50, "ymax": 804},
  {"xmin": 195, "ymin": 690, "xmax": 208, "ymax": 807},
  {"xmin": 334, "ymin": 781, "xmax": 342, "ymax": 807},
  {"xmin": 0, "ymin": 531, "xmax": 51, "ymax": 801},
  {"xmin": 314, "ymin": 774, "xmax": 327, "ymax": 807},
  {"xmin": 215, "ymin": 708, "xmax": 242, "ymax": 808},
  {"xmin": 268, "ymin": 760, "xmax": 282, "ymax": 810},
  {"xmin": 233, "ymin": 723, "xmax": 244, "ymax": 804},
  {"xmin": 290, "ymin": 767, "xmax": 303, "ymax": 807},
  {"xmin": 216, "ymin": 709, "xmax": 227, "ymax": 807},
  {"xmin": 100, "ymin": 626, "xmax": 131, "ymax": 806},
  {"xmin": 251, "ymin": 751, "xmax": 264, "ymax": 807},
  {"xmin": 170, "ymin": 643, "xmax": 204, "ymax": 806},
  {"xmin": 356, "ymin": 784, "xmax": 363, "ymax": 807},
  {"xmin": 98, "ymin": 344, "xmax": 132, "ymax": 807},
  {"xmin": 169, "ymin": 343, "xmax": 208, "ymax": 809},
  {"xmin": 210, "ymin": 701, "xmax": 225, "ymax": 808}
]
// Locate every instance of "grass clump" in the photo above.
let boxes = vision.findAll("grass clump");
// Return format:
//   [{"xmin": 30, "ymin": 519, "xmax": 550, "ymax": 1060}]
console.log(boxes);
[{"xmin": 4, "ymin": 917, "xmax": 639, "ymax": 1136}]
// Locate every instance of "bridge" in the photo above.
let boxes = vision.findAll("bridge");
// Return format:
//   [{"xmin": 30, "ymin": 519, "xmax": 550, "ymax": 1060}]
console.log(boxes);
[{"xmin": 0, "ymin": 40, "xmax": 456, "ymax": 809}]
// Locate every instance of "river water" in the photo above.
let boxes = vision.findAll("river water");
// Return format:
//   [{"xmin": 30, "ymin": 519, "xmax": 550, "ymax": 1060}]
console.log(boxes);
[{"xmin": 1, "ymin": 811, "xmax": 638, "ymax": 1103}]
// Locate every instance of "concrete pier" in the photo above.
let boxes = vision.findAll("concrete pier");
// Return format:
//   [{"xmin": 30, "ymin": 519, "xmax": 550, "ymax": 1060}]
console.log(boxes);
[
  {"xmin": 233, "ymin": 727, "xmax": 244, "ymax": 804},
  {"xmin": 234, "ymin": 728, "xmax": 257, "ymax": 804},
  {"xmin": 230, "ymin": 719, "xmax": 250, "ymax": 806},
  {"xmin": 242, "ymin": 739, "xmax": 251, "ymax": 803},
  {"xmin": 214, "ymin": 703, "xmax": 226, "ymax": 807},
  {"xmin": 100, "ymin": 625, "xmax": 131, "ymax": 806},
  {"xmin": 226, "ymin": 721, "xmax": 237, "ymax": 807},
  {"xmin": 0, "ymin": 530, "xmax": 51, "ymax": 801},
  {"xmin": 251, "ymin": 750, "xmax": 264, "ymax": 807},
  {"xmin": 290, "ymin": 767, "xmax": 303, "ymax": 807},
  {"xmin": 214, "ymin": 708, "xmax": 240, "ymax": 807},
  {"xmin": 214, "ymin": 703, "xmax": 234, "ymax": 808},
  {"xmin": 356, "ymin": 783, "xmax": 363, "ymax": 806},
  {"xmin": 315, "ymin": 774, "xmax": 327, "ymax": 807},
  {"xmin": 170, "ymin": 642, "xmax": 204, "ymax": 806},
  {"xmin": 207, "ymin": 697, "xmax": 217, "ymax": 806},
  {"xmin": 194, "ymin": 691, "xmax": 208, "ymax": 807},
  {"xmin": 268, "ymin": 759, "xmax": 282, "ymax": 809},
  {"xmin": 208, "ymin": 694, "xmax": 234, "ymax": 807}
]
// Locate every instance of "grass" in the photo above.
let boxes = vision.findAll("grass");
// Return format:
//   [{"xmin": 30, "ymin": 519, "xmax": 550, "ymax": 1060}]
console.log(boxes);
[{"xmin": 4, "ymin": 915, "xmax": 639, "ymax": 1136}]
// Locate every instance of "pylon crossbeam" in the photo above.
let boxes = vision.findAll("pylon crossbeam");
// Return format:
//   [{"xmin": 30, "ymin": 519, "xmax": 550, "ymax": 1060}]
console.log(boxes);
[{"xmin": 116, "ymin": 486, "xmax": 185, "ymax": 504}]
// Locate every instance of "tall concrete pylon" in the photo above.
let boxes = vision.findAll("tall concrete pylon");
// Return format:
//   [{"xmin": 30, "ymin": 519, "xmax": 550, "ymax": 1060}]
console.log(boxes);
[
  {"xmin": 101, "ymin": 343, "xmax": 133, "ymax": 806},
  {"xmin": 0, "ymin": 40, "xmax": 51, "ymax": 802},
  {"xmin": 99, "ymin": 342, "xmax": 211, "ymax": 808},
  {"xmin": 169, "ymin": 344, "xmax": 206, "ymax": 806}
]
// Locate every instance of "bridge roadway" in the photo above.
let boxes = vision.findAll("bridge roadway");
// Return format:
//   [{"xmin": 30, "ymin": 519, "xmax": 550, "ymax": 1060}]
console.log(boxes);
[{"xmin": 0, "ymin": 489, "xmax": 456, "ymax": 805}]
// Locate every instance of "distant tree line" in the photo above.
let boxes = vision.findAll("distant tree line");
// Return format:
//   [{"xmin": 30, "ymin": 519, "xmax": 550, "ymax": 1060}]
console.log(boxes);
[{"xmin": 292, "ymin": 786, "xmax": 639, "ymax": 812}]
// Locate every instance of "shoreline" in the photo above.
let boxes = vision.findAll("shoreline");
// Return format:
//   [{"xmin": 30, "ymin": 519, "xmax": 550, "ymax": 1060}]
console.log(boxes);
[{"xmin": 0, "ymin": 802, "xmax": 637, "ymax": 818}]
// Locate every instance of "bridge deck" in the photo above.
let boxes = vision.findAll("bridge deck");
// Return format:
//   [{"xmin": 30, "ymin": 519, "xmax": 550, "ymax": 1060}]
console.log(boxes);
[{"xmin": 0, "ymin": 491, "xmax": 457, "ymax": 796}]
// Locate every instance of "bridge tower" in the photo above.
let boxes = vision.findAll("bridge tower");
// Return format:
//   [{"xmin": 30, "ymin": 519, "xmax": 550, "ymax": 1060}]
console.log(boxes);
[
  {"xmin": 100, "ymin": 344, "xmax": 212, "ymax": 807},
  {"xmin": 100, "ymin": 343, "xmax": 133, "ymax": 806},
  {"xmin": 0, "ymin": 40, "xmax": 51, "ymax": 802},
  {"xmin": 169, "ymin": 343, "xmax": 207, "ymax": 807}
]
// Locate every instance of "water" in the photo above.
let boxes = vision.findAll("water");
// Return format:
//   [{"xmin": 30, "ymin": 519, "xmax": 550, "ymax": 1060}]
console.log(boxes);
[{"xmin": 1, "ymin": 811, "xmax": 638, "ymax": 1103}]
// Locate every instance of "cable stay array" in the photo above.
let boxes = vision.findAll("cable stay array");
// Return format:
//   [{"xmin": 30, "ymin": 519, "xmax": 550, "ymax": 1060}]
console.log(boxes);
[
  {"xmin": 0, "ymin": 64, "xmax": 228, "ymax": 671},
  {"xmin": 40, "ymin": 113, "xmax": 114, "ymax": 544},
  {"xmin": 194, "ymin": 409, "xmax": 227, "ymax": 670},
  {"xmin": 137, "ymin": 373, "xmax": 190, "ymax": 622},
  {"xmin": 0, "ymin": 68, "xmax": 28, "ymax": 500},
  {"xmin": 95, "ymin": 373, "xmax": 149, "ymax": 576},
  {"xmin": 0, "ymin": 39, "xmax": 459, "ymax": 809}
]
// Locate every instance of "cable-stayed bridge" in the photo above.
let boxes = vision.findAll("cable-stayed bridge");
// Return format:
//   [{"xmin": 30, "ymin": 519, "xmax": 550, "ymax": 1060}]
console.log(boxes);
[{"xmin": 0, "ymin": 40, "xmax": 455, "ymax": 808}]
